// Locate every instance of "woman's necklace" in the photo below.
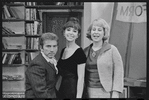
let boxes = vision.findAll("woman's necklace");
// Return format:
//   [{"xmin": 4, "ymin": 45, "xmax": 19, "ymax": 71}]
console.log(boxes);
[
  {"xmin": 91, "ymin": 46, "xmax": 102, "ymax": 58},
  {"xmin": 92, "ymin": 51, "xmax": 96, "ymax": 58}
]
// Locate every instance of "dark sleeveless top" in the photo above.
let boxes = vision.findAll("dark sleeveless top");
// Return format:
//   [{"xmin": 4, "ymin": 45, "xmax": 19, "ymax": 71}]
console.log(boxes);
[
  {"xmin": 57, "ymin": 47, "xmax": 86, "ymax": 98},
  {"xmin": 85, "ymin": 47, "xmax": 103, "ymax": 88}
]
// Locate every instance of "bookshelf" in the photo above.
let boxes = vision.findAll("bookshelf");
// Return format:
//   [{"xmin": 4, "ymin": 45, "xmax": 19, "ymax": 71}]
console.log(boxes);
[
  {"xmin": 2, "ymin": 2, "xmax": 41, "ymax": 98},
  {"xmin": 2, "ymin": 1, "xmax": 83, "ymax": 98}
]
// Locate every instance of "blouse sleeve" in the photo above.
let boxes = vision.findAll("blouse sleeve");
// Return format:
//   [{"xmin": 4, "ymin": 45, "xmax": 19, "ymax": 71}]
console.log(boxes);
[{"xmin": 75, "ymin": 48, "xmax": 87, "ymax": 64}]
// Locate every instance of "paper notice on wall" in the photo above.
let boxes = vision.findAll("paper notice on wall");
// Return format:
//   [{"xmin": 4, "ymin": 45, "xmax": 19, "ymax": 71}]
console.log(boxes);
[{"xmin": 116, "ymin": 2, "xmax": 146, "ymax": 23}]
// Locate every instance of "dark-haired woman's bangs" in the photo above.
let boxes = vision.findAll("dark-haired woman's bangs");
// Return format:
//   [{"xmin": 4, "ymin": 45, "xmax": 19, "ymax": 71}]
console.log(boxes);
[{"xmin": 65, "ymin": 22, "xmax": 79, "ymax": 30}]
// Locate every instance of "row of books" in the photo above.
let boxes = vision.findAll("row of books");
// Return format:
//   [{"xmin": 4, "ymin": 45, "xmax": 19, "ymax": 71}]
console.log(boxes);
[
  {"xmin": 2, "ymin": 2, "xmax": 84, "ymax": 6},
  {"xmin": 3, "ymin": 75, "xmax": 24, "ymax": 81},
  {"xmin": 26, "ymin": 38, "xmax": 39, "ymax": 50},
  {"xmin": 3, "ymin": 92, "xmax": 25, "ymax": 98},
  {"xmin": 2, "ymin": 53, "xmax": 22, "ymax": 65},
  {"xmin": 2, "ymin": 37, "xmax": 39, "ymax": 50},
  {"xmin": 26, "ymin": 8, "xmax": 37, "ymax": 20},
  {"xmin": 26, "ymin": 2, "xmax": 36, "ymax": 6},
  {"xmin": 2, "ymin": 2, "xmax": 35, "ymax": 6},
  {"xmin": 2, "ymin": 4, "xmax": 40, "ymax": 21},
  {"xmin": 2, "ymin": 2, "xmax": 25, "ymax": 5},
  {"xmin": 2, "ymin": 52, "xmax": 39, "ymax": 65},
  {"xmin": 2, "ymin": 22, "xmax": 40, "ymax": 35},
  {"xmin": 26, "ymin": 21, "xmax": 41, "ymax": 35},
  {"xmin": 2, "ymin": 38, "xmax": 19, "ymax": 50},
  {"xmin": 36, "ymin": 2, "xmax": 84, "ymax": 6},
  {"xmin": 2, "ymin": 5, "xmax": 24, "ymax": 19}
]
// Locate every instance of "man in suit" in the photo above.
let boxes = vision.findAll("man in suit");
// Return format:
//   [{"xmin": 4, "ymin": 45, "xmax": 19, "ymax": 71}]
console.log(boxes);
[{"xmin": 25, "ymin": 32, "xmax": 59, "ymax": 98}]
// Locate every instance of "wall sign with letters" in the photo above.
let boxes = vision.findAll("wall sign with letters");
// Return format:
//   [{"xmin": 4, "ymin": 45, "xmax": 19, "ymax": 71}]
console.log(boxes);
[{"xmin": 116, "ymin": 2, "xmax": 146, "ymax": 23}]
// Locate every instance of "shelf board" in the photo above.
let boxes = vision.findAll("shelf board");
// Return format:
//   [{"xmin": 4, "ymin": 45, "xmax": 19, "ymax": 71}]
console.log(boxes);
[
  {"xmin": 25, "ymin": 5, "xmax": 38, "ymax": 8},
  {"xmin": 2, "ymin": 34, "xmax": 41, "ymax": 37},
  {"xmin": 3, "ymin": 91, "xmax": 25, "ymax": 93},
  {"xmin": 34, "ymin": 5, "xmax": 83, "ymax": 9},
  {"xmin": 3, "ymin": 79, "xmax": 24, "ymax": 81},
  {"xmin": 25, "ymin": 35, "xmax": 41, "ymax": 37},
  {"xmin": 25, "ymin": 20, "xmax": 42, "ymax": 23},
  {"xmin": 2, "ymin": 34, "xmax": 25, "ymax": 37},
  {"xmin": 2, "ymin": 64, "xmax": 25, "ymax": 67},
  {"xmin": 3, "ymin": 3, "xmax": 25, "ymax": 6},
  {"xmin": 2, "ymin": 19, "xmax": 41, "ymax": 22},
  {"xmin": 25, "ymin": 49, "xmax": 39, "ymax": 52},
  {"xmin": 2, "ymin": 49, "xmax": 25, "ymax": 52},
  {"xmin": 3, "ymin": 49, "xmax": 39, "ymax": 52},
  {"xmin": 2, "ymin": 19, "xmax": 25, "ymax": 22}
]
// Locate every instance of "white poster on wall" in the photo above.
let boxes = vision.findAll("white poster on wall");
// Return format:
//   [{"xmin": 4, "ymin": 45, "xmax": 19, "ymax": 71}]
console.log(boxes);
[{"xmin": 116, "ymin": 2, "xmax": 146, "ymax": 23}]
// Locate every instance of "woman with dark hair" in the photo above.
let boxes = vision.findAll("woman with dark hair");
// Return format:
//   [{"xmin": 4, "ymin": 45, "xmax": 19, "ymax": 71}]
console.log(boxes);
[
  {"xmin": 57, "ymin": 17, "xmax": 86, "ymax": 98},
  {"xmin": 83, "ymin": 18, "xmax": 124, "ymax": 98}
]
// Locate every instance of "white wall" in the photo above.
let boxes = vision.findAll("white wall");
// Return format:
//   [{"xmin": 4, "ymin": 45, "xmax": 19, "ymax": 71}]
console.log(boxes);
[
  {"xmin": 82, "ymin": 2, "xmax": 114, "ymax": 48},
  {"xmin": 82, "ymin": 3, "xmax": 92, "ymax": 48}
]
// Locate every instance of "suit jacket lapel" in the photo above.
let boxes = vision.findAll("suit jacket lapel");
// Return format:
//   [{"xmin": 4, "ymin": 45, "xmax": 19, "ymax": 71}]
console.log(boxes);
[{"xmin": 39, "ymin": 53, "xmax": 56, "ymax": 72}]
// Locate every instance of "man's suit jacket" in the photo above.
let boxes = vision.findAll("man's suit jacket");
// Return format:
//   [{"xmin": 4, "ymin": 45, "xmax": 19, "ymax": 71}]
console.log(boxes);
[
  {"xmin": 25, "ymin": 53, "xmax": 58, "ymax": 98},
  {"xmin": 84, "ymin": 43, "xmax": 124, "ymax": 93}
]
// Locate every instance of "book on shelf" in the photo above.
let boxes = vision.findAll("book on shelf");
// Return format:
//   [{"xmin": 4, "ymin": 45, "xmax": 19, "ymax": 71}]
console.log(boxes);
[
  {"xmin": 26, "ymin": 2, "xmax": 32, "ymax": 6},
  {"xmin": 26, "ymin": 23, "xmax": 31, "ymax": 35},
  {"xmin": 7, "ymin": 44, "xmax": 22, "ymax": 49},
  {"xmin": 2, "ymin": 27, "xmax": 15, "ymax": 35},
  {"xmin": 26, "ymin": 38, "xmax": 31, "ymax": 49},
  {"xmin": 25, "ymin": 9, "xmax": 30, "ymax": 20},
  {"xmin": 9, "ymin": 6, "xmax": 24, "ymax": 19},
  {"xmin": 8, "ymin": 54, "xmax": 16, "ymax": 64},
  {"xmin": 26, "ymin": 21, "xmax": 40, "ymax": 35},
  {"xmin": 30, "ymin": 38, "xmax": 34, "ymax": 49},
  {"xmin": 34, "ymin": 21, "xmax": 39, "ymax": 35},
  {"xmin": 12, "ymin": 53, "xmax": 22, "ymax": 64},
  {"xmin": 2, "ymin": 8, "xmax": 5, "ymax": 19},
  {"xmin": 2, "ymin": 53, "xmax": 8, "ymax": 64},
  {"xmin": 3, "ymin": 21, "xmax": 25, "ymax": 34},
  {"xmin": 26, "ymin": 8, "xmax": 37, "ymax": 20},
  {"xmin": 33, "ymin": 38, "xmax": 39, "ymax": 50},
  {"xmin": 3, "ymin": 74, "xmax": 24, "ymax": 81},
  {"xmin": 3, "ymin": 5, "xmax": 22, "ymax": 19},
  {"xmin": 3, "ymin": 53, "xmax": 12, "ymax": 64},
  {"xmin": 3, "ymin": 5, "xmax": 11, "ymax": 18},
  {"xmin": 27, "ymin": 38, "xmax": 39, "ymax": 50},
  {"xmin": 2, "ymin": 53, "xmax": 22, "ymax": 65},
  {"xmin": 3, "ymin": 92, "xmax": 25, "ymax": 98},
  {"xmin": 2, "ymin": 38, "xmax": 8, "ymax": 49},
  {"xmin": 8, "ymin": 6, "xmax": 20, "ymax": 19},
  {"xmin": 30, "ymin": 23, "xmax": 34, "ymax": 35},
  {"xmin": 25, "ymin": 52, "xmax": 39, "ymax": 64},
  {"xmin": 25, "ymin": 52, "xmax": 29, "ymax": 64}
]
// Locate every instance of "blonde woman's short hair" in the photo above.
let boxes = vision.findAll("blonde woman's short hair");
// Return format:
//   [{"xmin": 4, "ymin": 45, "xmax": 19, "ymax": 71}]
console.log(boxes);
[{"xmin": 86, "ymin": 18, "xmax": 110, "ymax": 41}]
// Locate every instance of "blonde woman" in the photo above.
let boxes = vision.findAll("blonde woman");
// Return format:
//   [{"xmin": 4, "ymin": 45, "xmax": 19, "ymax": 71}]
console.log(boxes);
[{"xmin": 83, "ymin": 18, "xmax": 124, "ymax": 98}]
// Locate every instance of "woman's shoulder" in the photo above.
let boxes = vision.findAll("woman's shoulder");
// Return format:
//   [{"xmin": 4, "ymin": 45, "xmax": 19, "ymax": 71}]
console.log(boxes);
[
  {"xmin": 110, "ymin": 44, "xmax": 118, "ymax": 50},
  {"xmin": 74, "ymin": 47, "xmax": 84, "ymax": 54},
  {"xmin": 83, "ymin": 44, "xmax": 93, "ymax": 55}
]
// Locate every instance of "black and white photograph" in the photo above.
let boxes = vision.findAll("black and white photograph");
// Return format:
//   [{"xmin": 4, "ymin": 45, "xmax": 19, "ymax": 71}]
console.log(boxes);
[{"xmin": 2, "ymin": 1, "xmax": 147, "ymax": 99}]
